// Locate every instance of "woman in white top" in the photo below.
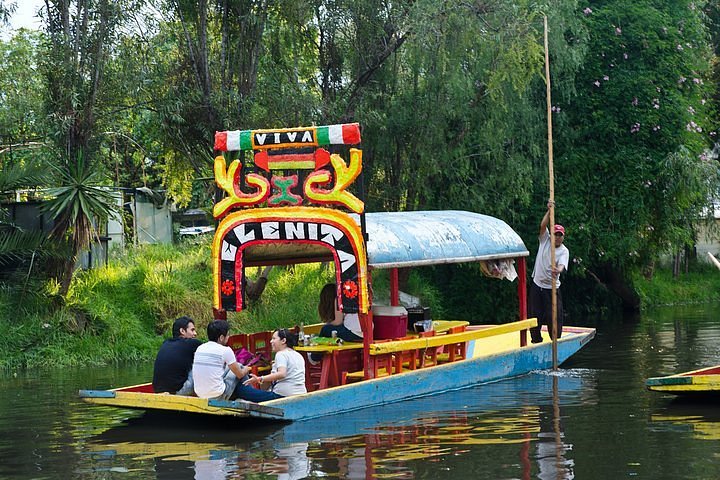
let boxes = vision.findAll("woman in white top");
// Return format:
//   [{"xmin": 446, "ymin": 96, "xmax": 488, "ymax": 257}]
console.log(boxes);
[{"xmin": 236, "ymin": 329, "xmax": 307, "ymax": 402}]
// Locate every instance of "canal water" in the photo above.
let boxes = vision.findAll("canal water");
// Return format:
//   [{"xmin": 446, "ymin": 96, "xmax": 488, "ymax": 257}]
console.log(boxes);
[{"xmin": 1, "ymin": 304, "xmax": 719, "ymax": 479}]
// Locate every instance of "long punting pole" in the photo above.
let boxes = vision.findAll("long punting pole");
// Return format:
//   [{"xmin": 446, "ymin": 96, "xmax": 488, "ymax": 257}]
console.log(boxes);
[{"xmin": 544, "ymin": 16, "xmax": 558, "ymax": 370}]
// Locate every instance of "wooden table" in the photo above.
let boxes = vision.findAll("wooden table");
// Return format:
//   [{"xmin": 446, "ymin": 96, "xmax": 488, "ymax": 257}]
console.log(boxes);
[{"xmin": 295, "ymin": 342, "xmax": 364, "ymax": 390}]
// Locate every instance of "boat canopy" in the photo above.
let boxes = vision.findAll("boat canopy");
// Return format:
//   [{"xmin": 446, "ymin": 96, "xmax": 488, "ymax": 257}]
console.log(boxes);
[
  {"xmin": 364, "ymin": 210, "xmax": 528, "ymax": 269},
  {"xmin": 238, "ymin": 210, "xmax": 528, "ymax": 269}
]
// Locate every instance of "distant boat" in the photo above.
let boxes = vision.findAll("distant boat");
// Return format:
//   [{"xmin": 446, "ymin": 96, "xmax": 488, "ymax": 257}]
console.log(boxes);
[{"xmin": 646, "ymin": 365, "xmax": 720, "ymax": 397}]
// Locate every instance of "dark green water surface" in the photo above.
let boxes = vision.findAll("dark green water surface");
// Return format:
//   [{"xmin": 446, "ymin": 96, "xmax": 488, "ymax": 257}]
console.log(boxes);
[{"xmin": 1, "ymin": 304, "xmax": 719, "ymax": 479}]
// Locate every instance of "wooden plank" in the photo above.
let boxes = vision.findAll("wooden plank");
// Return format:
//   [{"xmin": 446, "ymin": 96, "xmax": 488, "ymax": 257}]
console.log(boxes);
[
  {"xmin": 646, "ymin": 376, "xmax": 693, "ymax": 386},
  {"xmin": 208, "ymin": 399, "xmax": 285, "ymax": 417},
  {"xmin": 369, "ymin": 319, "xmax": 537, "ymax": 355},
  {"xmin": 80, "ymin": 391, "xmax": 251, "ymax": 417},
  {"xmin": 79, "ymin": 389, "xmax": 116, "ymax": 398}
]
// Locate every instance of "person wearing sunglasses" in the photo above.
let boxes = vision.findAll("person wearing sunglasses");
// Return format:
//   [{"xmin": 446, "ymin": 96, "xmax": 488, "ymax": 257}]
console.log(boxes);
[{"xmin": 529, "ymin": 201, "xmax": 569, "ymax": 344}]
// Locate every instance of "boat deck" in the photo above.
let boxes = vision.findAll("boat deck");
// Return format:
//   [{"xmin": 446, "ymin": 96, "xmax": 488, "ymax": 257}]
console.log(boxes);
[{"xmin": 80, "ymin": 323, "xmax": 596, "ymax": 421}]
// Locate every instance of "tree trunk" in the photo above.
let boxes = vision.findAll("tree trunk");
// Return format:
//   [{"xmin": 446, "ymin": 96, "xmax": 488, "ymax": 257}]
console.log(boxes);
[
  {"xmin": 58, "ymin": 254, "xmax": 77, "ymax": 298},
  {"xmin": 246, "ymin": 265, "xmax": 272, "ymax": 302},
  {"xmin": 598, "ymin": 264, "xmax": 641, "ymax": 312}
]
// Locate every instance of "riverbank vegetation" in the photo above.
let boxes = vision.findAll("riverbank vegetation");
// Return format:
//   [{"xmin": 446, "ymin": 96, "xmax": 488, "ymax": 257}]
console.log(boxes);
[
  {"xmin": 633, "ymin": 265, "xmax": 720, "ymax": 307},
  {"xmin": 2, "ymin": 2, "xmax": 720, "ymax": 366}
]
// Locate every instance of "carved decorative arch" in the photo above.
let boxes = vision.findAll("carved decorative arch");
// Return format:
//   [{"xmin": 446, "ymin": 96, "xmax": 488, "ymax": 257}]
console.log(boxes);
[{"xmin": 211, "ymin": 207, "xmax": 369, "ymax": 314}]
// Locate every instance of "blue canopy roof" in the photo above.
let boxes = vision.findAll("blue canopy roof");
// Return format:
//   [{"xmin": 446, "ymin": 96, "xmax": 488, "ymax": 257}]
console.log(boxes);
[
  {"xmin": 240, "ymin": 210, "xmax": 527, "ymax": 268},
  {"xmin": 364, "ymin": 211, "xmax": 528, "ymax": 268}
]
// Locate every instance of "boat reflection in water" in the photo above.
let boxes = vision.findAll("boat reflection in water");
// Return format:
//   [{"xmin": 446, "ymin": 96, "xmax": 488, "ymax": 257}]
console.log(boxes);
[
  {"xmin": 83, "ymin": 370, "xmax": 594, "ymax": 479},
  {"xmin": 649, "ymin": 404, "xmax": 720, "ymax": 442}
]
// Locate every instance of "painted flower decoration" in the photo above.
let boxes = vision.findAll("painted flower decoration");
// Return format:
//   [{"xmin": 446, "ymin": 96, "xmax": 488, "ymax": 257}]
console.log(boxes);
[
  {"xmin": 342, "ymin": 280, "xmax": 359, "ymax": 299},
  {"xmin": 221, "ymin": 279, "xmax": 235, "ymax": 296}
]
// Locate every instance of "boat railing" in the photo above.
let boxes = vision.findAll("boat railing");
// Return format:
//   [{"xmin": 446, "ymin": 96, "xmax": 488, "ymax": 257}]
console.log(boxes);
[
  {"xmin": 368, "ymin": 318, "xmax": 537, "ymax": 356},
  {"xmin": 340, "ymin": 318, "xmax": 538, "ymax": 383}
]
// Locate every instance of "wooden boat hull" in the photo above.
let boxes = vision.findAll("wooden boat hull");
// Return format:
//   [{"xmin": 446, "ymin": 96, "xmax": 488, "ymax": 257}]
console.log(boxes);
[
  {"xmin": 80, "ymin": 325, "xmax": 595, "ymax": 422},
  {"xmin": 646, "ymin": 365, "xmax": 720, "ymax": 397}
]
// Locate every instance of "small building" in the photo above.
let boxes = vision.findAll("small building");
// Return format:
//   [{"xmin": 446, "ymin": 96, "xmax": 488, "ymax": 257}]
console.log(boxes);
[{"xmin": 1, "ymin": 187, "xmax": 172, "ymax": 270}]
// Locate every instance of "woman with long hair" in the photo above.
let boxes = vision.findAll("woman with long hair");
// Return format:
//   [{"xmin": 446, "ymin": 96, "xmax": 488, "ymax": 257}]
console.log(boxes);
[
  {"xmin": 317, "ymin": 283, "xmax": 363, "ymax": 342},
  {"xmin": 235, "ymin": 328, "xmax": 307, "ymax": 402}
]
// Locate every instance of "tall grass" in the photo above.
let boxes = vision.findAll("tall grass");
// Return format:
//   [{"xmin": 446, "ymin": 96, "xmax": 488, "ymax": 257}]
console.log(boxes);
[{"xmin": 633, "ymin": 264, "xmax": 720, "ymax": 308}]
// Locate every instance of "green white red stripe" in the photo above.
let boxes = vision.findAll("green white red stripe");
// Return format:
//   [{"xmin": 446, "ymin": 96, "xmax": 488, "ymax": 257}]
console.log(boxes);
[{"xmin": 214, "ymin": 123, "xmax": 361, "ymax": 152}]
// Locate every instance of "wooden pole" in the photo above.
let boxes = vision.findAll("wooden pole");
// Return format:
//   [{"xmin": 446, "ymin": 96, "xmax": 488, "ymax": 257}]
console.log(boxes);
[{"xmin": 544, "ymin": 16, "xmax": 558, "ymax": 370}]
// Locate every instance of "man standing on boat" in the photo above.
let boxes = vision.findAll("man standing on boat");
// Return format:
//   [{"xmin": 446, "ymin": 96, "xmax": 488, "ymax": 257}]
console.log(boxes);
[
  {"xmin": 529, "ymin": 201, "xmax": 569, "ymax": 344},
  {"xmin": 152, "ymin": 316, "xmax": 202, "ymax": 394}
]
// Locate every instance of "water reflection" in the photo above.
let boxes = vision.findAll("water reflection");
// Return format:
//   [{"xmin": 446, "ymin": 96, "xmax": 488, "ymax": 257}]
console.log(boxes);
[
  {"xmin": 7, "ymin": 305, "xmax": 720, "ymax": 478},
  {"xmin": 650, "ymin": 402, "xmax": 720, "ymax": 441},
  {"xmin": 535, "ymin": 375, "xmax": 574, "ymax": 480},
  {"xmin": 80, "ymin": 371, "xmax": 593, "ymax": 479}
]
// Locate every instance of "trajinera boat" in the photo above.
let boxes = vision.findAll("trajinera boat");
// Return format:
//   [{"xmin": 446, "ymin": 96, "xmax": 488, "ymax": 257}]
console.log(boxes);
[
  {"xmin": 646, "ymin": 365, "xmax": 720, "ymax": 397},
  {"xmin": 80, "ymin": 122, "xmax": 596, "ymax": 421}
]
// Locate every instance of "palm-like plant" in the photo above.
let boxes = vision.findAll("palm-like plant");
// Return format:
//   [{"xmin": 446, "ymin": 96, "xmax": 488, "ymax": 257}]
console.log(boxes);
[{"xmin": 42, "ymin": 155, "xmax": 117, "ymax": 296}]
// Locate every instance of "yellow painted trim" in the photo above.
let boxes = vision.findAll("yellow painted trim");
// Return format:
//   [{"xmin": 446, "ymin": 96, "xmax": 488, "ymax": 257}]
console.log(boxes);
[
  {"xmin": 211, "ymin": 207, "xmax": 369, "ymax": 312},
  {"xmin": 369, "ymin": 319, "xmax": 537, "ymax": 355},
  {"xmin": 213, "ymin": 157, "xmax": 271, "ymax": 217},
  {"xmin": 268, "ymin": 160, "xmax": 315, "ymax": 169},
  {"xmin": 677, "ymin": 375, "xmax": 720, "ymax": 386},
  {"xmin": 649, "ymin": 379, "xmax": 720, "ymax": 393},
  {"xmin": 81, "ymin": 392, "xmax": 252, "ymax": 417},
  {"xmin": 304, "ymin": 149, "xmax": 364, "ymax": 213}
]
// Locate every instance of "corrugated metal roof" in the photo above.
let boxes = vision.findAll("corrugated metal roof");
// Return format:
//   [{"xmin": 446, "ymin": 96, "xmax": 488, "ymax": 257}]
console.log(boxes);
[{"xmin": 363, "ymin": 211, "xmax": 528, "ymax": 268}]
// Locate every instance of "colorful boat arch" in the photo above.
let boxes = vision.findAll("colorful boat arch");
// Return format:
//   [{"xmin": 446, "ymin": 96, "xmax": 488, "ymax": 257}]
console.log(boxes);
[{"xmin": 212, "ymin": 206, "xmax": 369, "ymax": 314}]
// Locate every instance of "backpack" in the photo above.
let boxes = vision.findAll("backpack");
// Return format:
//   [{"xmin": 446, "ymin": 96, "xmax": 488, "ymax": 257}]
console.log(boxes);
[{"xmin": 235, "ymin": 347, "xmax": 270, "ymax": 367}]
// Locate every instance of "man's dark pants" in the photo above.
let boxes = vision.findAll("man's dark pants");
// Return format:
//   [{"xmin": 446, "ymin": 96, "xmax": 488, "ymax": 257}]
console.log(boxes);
[{"xmin": 529, "ymin": 282, "xmax": 563, "ymax": 343}]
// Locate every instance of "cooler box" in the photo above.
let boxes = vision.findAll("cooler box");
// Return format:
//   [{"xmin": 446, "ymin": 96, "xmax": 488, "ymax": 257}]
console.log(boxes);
[{"xmin": 372, "ymin": 306, "xmax": 409, "ymax": 340}]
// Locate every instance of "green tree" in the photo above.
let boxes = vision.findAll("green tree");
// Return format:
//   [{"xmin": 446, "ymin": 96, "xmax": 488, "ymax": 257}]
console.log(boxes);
[
  {"xmin": 38, "ymin": 0, "xmax": 132, "ymax": 296},
  {"xmin": 0, "ymin": 1, "xmax": 15, "ymax": 25},
  {"xmin": 0, "ymin": 30, "xmax": 46, "ymax": 153},
  {"xmin": 556, "ymin": 0, "xmax": 718, "ymax": 309}
]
